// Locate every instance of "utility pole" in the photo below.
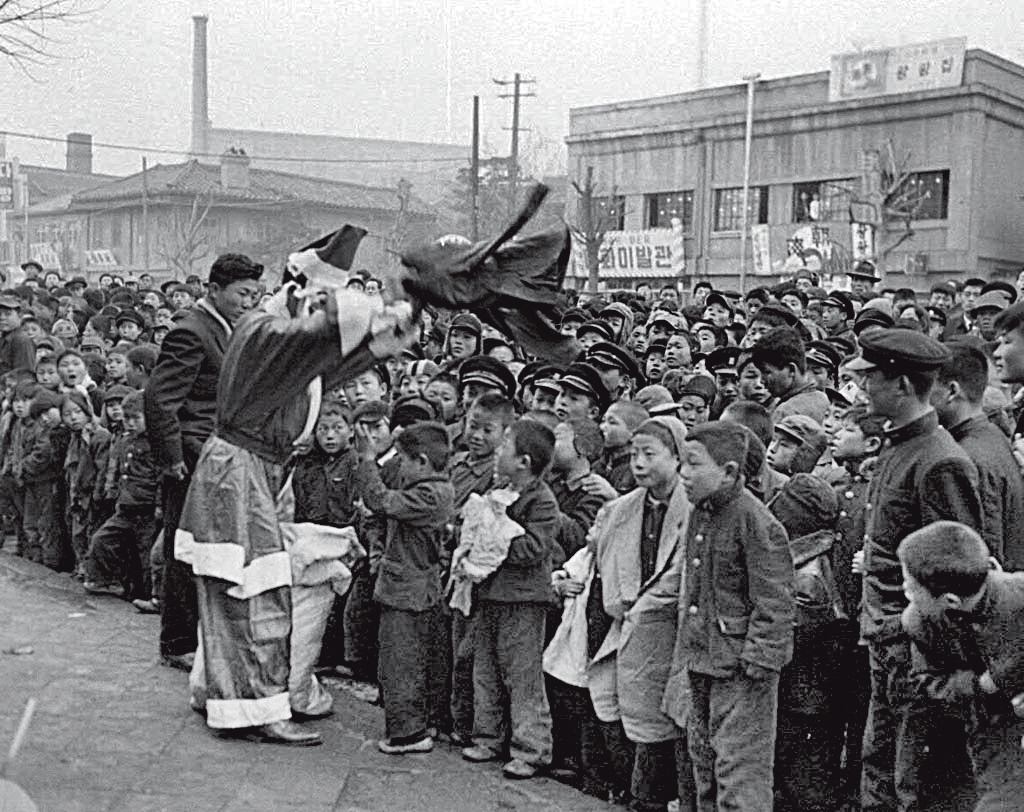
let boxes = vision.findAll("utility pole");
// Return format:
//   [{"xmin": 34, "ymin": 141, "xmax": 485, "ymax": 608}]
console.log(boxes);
[
  {"xmin": 494, "ymin": 73, "xmax": 535, "ymax": 216},
  {"xmin": 141, "ymin": 157, "xmax": 150, "ymax": 272},
  {"xmin": 470, "ymin": 96, "xmax": 480, "ymax": 241},
  {"xmin": 738, "ymin": 73, "xmax": 760, "ymax": 293}
]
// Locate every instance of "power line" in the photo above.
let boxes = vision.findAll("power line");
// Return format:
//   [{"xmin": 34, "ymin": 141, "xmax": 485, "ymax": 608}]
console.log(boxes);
[{"xmin": 1, "ymin": 130, "xmax": 469, "ymax": 166}]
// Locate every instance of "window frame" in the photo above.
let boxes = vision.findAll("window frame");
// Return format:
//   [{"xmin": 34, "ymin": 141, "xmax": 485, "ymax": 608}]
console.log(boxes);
[
  {"xmin": 713, "ymin": 186, "xmax": 769, "ymax": 232},
  {"xmin": 645, "ymin": 190, "xmax": 695, "ymax": 232},
  {"xmin": 792, "ymin": 178, "xmax": 855, "ymax": 223}
]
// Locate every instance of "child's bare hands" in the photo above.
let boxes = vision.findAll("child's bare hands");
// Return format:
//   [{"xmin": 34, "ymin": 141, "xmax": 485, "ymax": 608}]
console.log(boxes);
[
  {"xmin": 580, "ymin": 474, "xmax": 617, "ymax": 501},
  {"xmin": 852, "ymin": 550, "xmax": 865, "ymax": 574},
  {"xmin": 553, "ymin": 577, "xmax": 585, "ymax": 598}
]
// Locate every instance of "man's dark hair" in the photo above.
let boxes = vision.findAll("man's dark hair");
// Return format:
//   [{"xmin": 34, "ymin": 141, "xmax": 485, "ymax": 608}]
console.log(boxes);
[
  {"xmin": 744, "ymin": 287, "xmax": 771, "ymax": 305},
  {"xmin": 750, "ymin": 327, "xmax": 807, "ymax": 374},
  {"xmin": 719, "ymin": 400, "xmax": 773, "ymax": 448},
  {"xmin": 126, "ymin": 344, "xmax": 160, "ymax": 373},
  {"xmin": 509, "ymin": 419, "xmax": 555, "ymax": 476},
  {"xmin": 898, "ymin": 521, "xmax": 990, "ymax": 598},
  {"xmin": 209, "ymin": 254, "xmax": 264, "ymax": 288},
  {"xmin": 937, "ymin": 343, "xmax": 988, "ymax": 404},
  {"xmin": 468, "ymin": 393, "xmax": 515, "ymax": 425},
  {"xmin": 692, "ymin": 281, "xmax": 713, "ymax": 294},
  {"xmin": 993, "ymin": 301, "xmax": 1024, "ymax": 338},
  {"xmin": 964, "ymin": 277, "xmax": 987, "ymax": 290},
  {"xmin": 894, "ymin": 288, "xmax": 917, "ymax": 302},
  {"xmin": 394, "ymin": 421, "xmax": 451, "ymax": 472}
]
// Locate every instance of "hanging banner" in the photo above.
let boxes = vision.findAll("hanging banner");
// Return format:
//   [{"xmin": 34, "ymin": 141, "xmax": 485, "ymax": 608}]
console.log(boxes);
[
  {"xmin": 851, "ymin": 222, "xmax": 876, "ymax": 261},
  {"xmin": 750, "ymin": 224, "xmax": 772, "ymax": 275},
  {"xmin": 570, "ymin": 228, "xmax": 681, "ymax": 280}
]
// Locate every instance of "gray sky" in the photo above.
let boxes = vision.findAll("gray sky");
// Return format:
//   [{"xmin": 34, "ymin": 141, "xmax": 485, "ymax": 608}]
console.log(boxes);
[{"xmin": 2, "ymin": 0, "xmax": 1021, "ymax": 177}]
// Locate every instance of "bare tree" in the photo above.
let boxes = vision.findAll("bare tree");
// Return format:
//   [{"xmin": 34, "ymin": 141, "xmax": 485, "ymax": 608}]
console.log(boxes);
[
  {"xmin": 568, "ymin": 166, "xmax": 621, "ymax": 294},
  {"xmin": 157, "ymin": 194, "xmax": 213, "ymax": 280},
  {"xmin": 850, "ymin": 139, "xmax": 935, "ymax": 262},
  {"xmin": 0, "ymin": 0, "xmax": 95, "ymax": 69}
]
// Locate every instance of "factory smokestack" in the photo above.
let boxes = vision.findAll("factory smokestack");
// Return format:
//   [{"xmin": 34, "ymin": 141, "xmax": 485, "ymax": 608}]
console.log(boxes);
[{"xmin": 190, "ymin": 15, "xmax": 209, "ymax": 158}]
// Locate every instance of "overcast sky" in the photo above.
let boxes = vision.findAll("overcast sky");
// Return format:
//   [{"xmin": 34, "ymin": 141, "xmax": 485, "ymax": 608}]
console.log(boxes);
[{"xmin": 1, "ymin": 0, "xmax": 1021, "ymax": 177}]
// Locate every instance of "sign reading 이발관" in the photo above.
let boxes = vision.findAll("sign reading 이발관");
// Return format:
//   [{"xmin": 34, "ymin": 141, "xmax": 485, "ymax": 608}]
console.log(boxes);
[
  {"xmin": 570, "ymin": 228, "xmax": 684, "ymax": 279},
  {"xmin": 829, "ymin": 38, "xmax": 966, "ymax": 102}
]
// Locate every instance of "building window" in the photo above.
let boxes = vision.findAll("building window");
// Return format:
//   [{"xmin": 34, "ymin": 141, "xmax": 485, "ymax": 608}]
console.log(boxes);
[
  {"xmin": 646, "ymin": 190, "xmax": 694, "ymax": 231},
  {"xmin": 713, "ymin": 186, "xmax": 768, "ymax": 231},
  {"xmin": 793, "ymin": 179, "xmax": 854, "ymax": 222},
  {"xmin": 592, "ymin": 195, "xmax": 626, "ymax": 231},
  {"xmin": 900, "ymin": 170, "xmax": 950, "ymax": 220}
]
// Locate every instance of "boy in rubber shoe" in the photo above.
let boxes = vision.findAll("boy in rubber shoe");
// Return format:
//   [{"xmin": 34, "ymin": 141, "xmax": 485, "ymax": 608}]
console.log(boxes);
[
  {"xmin": 355, "ymin": 421, "xmax": 455, "ymax": 755},
  {"xmin": 461, "ymin": 419, "xmax": 558, "ymax": 779}
]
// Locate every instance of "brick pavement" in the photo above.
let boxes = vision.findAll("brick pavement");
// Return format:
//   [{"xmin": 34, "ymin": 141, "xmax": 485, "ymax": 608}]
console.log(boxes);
[{"xmin": 0, "ymin": 553, "xmax": 608, "ymax": 812}]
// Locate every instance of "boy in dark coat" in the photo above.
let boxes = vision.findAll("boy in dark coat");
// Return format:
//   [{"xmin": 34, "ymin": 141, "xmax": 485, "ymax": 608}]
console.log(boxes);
[
  {"xmin": 678, "ymin": 421, "xmax": 795, "ymax": 812},
  {"xmin": 355, "ymin": 421, "xmax": 455, "ymax": 755},
  {"xmin": 462, "ymin": 419, "xmax": 558, "ymax": 780},
  {"xmin": 83, "ymin": 391, "xmax": 160, "ymax": 604},
  {"xmin": 899, "ymin": 521, "xmax": 1024, "ymax": 812}
]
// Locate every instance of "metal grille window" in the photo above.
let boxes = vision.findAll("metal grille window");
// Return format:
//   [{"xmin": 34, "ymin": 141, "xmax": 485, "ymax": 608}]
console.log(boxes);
[
  {"xmin": 646, "ymin": 190, "xmax": 694, "ymax": 231},
  {"xmin": 593, "ymin": 195, "xmax": 626, "ymax": 231},
  {"xmin": 904, "ymin": 170, "xmax": 950, "ymax": 220},
  {"xmin": 793, "ymin": 179, "xmax": 854, "ymax": 222},
  {"xmin": 713, "ymin": 186, "xmax": 768, "ymax": 231}
]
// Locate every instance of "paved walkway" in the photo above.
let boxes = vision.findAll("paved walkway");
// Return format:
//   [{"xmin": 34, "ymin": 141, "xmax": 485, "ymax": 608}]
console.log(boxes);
[{"xmin": 0, "ymin": 553, "xmax": 607, "ymax": 812}]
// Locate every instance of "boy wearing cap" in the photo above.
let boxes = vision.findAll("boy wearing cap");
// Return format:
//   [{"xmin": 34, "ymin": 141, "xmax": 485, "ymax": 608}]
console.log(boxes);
[
  {"xmin": 0, "ymin": 382, "xmax": 37, "ymax": 558},
  {"xmin": 0, "ymin": 293, "xmax": 36, "ymax": 380},
  {"xmin": 643, "ymin": 341, "xmax": 667, "ymax": 385},
  {"xmin": 84, "ymin": 391, "xmax": 160, "ymax": 605},
  {"xmin": 586, "ymin": 342, "xmax": 641, "ymax": 402},
  {"xmin": 22, "ymin": 389, "xmax": 67, "ymax": 571},
  {"xmin": 554, "ymin": 363, "xmax": 610, "ymax": 424},
  {"xmin": 820, "ymin": 291, "xmax": 855, "ymax": 345},
  {"xmin": 768, "ymin": 473, "xmax": 847, "ymax": 812},
  {"xmin": 898, "ymin": 522, "xmax": 1024, "ymax": 811},
  {"xmin": 342, "ymin": 367, "xmax": 389, "ymax": 408},
  {"xmin": 766, "ymin": 415, "xmax": 828, "ymax": 476},
  {"xmin": 675, "ymin": 421, "xmax": 795, "ymax": 812},
  {"xmin": 849, "ymin": 328, "xmax": 983, "ymax": 812},
  {"xmin": 443, "ymin": 314, "xmax": 482, "ymax": 366}
]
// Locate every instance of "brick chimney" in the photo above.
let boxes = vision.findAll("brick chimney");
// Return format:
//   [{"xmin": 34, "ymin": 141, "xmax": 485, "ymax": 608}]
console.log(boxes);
[
  {"xmin": 190, "ymin": 15, "xmax": 209, "ymax": 157},
  {"xmin": 66, "ymin": 132, "xmax": 93, "ymax": 174},
  {"xmin": 220, "ymin": 147, "xmax": 251, "ymax": 189}
]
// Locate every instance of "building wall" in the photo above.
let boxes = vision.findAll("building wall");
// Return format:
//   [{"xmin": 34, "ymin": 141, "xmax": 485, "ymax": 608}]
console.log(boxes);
[{"xmin": 567, "ymin": 49, "xmax": 1024, "ymax": 291}]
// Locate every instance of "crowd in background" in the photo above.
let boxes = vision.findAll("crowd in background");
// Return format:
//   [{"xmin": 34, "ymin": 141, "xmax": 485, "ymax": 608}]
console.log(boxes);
[{"xmin": 3, "ymin": 255, "xmax": 1024, "ymax": 811}]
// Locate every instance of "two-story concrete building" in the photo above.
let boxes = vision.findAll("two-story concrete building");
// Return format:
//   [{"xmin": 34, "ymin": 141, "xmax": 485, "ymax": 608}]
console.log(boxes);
[{"xmin": 566, "ymin": 42, "xmax": 1024, "ymax": 292}]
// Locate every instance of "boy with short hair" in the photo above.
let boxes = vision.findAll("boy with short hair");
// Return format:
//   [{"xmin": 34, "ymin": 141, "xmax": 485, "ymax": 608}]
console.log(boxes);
[
  {"xmin": 828, "ymin": 405, "xmax": 885, "ymax": 804},
  {"xmin": 596, "ymin": 400, "xmax": 648, "ymax": 494},
  {"xmin": 34, "ymin": 357, "xmax": 60, "ymax": 392},
  {"xmin": 898, "ymin": 521, "xmax": 1024, "ymax": 809},
  {"xmin": 446, "ymin": 392, "xmax": 515, "ymax": 745},
  {"xmin": 462, "ymin": 419, "xmax": 558, "ymax": 779},
  {"xmin": 677, "ymin": 421, "xmax": 795, "ymax": 811},
  {"xmin": 549, "ymin": 418, "xmax": 608, "ymax": 563},
  {"xmin": 355, "ymin": 421, "xmax": 455, "ymax": 755}
]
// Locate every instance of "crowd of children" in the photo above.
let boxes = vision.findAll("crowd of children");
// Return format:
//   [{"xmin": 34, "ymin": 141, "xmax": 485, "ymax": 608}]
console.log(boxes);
[{"xmin": 7, "ymin": 262, "xmax": 1024, "ymax": 812}]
